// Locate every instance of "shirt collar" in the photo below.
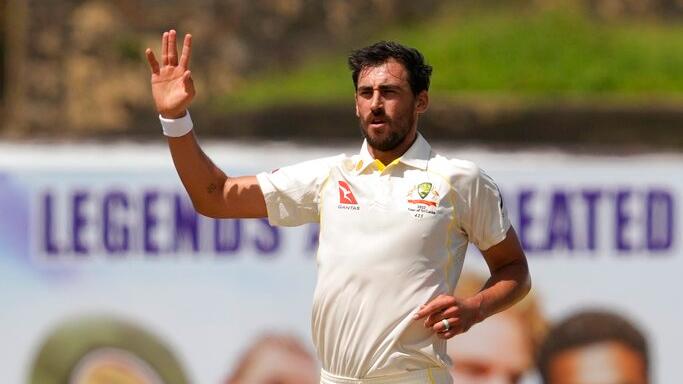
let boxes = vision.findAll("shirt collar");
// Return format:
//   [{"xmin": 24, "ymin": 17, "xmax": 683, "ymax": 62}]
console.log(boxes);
[{"xmin": 356, "ymin": 132, "xmax": 431, "ymax": 173}]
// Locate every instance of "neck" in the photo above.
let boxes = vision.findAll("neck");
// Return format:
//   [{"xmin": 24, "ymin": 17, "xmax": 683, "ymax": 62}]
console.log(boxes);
[{"xmin": 368, "ymin": 130, "xmax": 418, "ymax": 165}]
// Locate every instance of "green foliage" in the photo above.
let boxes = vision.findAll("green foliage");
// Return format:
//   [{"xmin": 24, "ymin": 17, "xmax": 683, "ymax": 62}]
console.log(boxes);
[
  {"xmin": 115, "ymin": 34, "xmax": 143, "ymax": 62},
  {"xmin": 218, "ymin": 57, "xmax": 352, "ymax": 111},
  {"xmin": 216, "ymin": 6, "xmax": 683, "ymax": 112}
]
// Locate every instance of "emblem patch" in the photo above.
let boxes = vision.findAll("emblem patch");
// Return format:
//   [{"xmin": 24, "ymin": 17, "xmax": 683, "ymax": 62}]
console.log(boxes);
[
  {"xmin": 407, "ymin": 181, "xmax": 440, "ymax": 218},
  {"xmin": 417, "ymin": 182, "xmax": 432, "ymax": 199}
]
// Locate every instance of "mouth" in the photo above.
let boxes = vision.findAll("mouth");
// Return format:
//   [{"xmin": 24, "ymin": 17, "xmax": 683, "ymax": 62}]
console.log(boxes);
[{"xmin": 369, "ymin": 117, "xmax": 388, "ymax": 129}]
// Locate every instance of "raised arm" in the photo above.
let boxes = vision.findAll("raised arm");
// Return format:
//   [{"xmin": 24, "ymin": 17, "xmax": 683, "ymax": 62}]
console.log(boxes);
[{"xmin": 145, "ymin": 30, "xmax": 266, "ymax": 218}]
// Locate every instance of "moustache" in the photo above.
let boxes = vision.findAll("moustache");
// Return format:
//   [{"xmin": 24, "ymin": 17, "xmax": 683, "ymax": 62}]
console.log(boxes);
[{"xmin": 366, "ymin": 110, "xmax": 389, "ymax": 124}]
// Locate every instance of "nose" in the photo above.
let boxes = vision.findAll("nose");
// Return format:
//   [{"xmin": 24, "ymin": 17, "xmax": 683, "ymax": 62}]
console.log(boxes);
[{"xmin": 370, "ymin": 91, "xmax": 384, "ymax": 113}]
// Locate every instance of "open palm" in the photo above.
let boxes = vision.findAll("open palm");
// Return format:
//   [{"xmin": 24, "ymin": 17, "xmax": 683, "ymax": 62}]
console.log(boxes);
[{"xmin": 146, "ymin": 30, "xmax": 195, "ymax": 119}]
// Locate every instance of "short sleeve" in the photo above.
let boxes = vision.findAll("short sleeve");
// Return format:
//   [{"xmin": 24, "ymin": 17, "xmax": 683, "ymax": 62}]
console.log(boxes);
[
  {"xmin": 256, "ymin": 155, "xmax": 342, "ymax": 227},
  {"xmin": 456, "ymin": 167, "xmax": 511, "ymax": 250}
]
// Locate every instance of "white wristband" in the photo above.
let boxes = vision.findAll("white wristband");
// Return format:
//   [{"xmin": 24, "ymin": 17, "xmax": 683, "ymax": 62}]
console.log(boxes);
[{"xmin": 159, "ymin": 110, "xmax": 193, "ymax": 137}]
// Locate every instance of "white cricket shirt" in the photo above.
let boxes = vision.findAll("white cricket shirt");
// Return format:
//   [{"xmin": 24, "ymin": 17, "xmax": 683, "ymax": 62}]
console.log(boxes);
[{"xmin": 256, "ymin": 133, "xmax": 511, "ymax": 380}]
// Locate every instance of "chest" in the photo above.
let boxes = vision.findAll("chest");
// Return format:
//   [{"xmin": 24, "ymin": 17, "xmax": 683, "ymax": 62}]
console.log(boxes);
[{"xmin": 320, "ymin": 167, "xmax": 455, "ymax": 234}]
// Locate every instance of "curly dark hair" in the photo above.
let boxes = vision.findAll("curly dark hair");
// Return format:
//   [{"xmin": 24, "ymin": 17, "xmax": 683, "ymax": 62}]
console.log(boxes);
[
  {"xmin": 348, "ymin": 41, "xmax": 433, "ymax": 95},
  {"xmin": 537, "ymin": 309, "xmax": 649, "ymax": 383}
]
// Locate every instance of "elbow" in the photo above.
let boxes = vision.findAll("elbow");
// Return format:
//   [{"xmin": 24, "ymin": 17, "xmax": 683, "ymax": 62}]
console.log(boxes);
[
  {"xmin": 191, "ymin": 198, "xmax": 219, "ymax": 219},
  {"xmin": 191, "ymin": 194, "xmax": 235, "ymax": 219},
  {"xmin": 505, "ymin": 257, "xmax": 532, "ymax": 300}
]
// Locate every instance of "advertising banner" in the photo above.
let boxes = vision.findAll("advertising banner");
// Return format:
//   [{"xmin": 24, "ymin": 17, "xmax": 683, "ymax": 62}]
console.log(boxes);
[{"xmin": 0, "ymin": 143, "xmax": 679, "ymax": 383}]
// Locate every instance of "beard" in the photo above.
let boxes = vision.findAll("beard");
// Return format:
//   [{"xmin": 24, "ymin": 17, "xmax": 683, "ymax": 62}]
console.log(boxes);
[{"xmin": 359, "ymin": 110, "xmax": 415, "ymax": 152}]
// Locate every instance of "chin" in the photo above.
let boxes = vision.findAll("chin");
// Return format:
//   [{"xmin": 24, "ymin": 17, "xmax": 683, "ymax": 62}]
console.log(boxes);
[{"xmin": 360, "ymin": 122, "xmax": 409, "ymax": 151}]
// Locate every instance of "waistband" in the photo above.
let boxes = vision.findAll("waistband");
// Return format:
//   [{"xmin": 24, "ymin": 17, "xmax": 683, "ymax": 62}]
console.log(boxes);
[{"xmin": 320, "ymin": 367, "xmax": 451, "ymax": 384}]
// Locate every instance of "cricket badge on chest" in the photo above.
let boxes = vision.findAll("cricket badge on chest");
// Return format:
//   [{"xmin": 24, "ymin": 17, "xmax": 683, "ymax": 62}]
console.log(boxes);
[{"xmin": 406, "ymin": 181, "xmax": 441, "ymax": 218}]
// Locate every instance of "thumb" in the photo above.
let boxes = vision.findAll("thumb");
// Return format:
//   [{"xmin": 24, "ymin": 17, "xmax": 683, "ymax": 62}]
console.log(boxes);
[{"xmin": 183, "ymin": 70, "xmax": 193, "ymax": 87}]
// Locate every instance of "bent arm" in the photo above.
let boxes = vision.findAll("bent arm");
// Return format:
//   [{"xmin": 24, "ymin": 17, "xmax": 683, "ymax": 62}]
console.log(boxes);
[
  {"xmin": 168, "ymin": 131, "xmax": 267, "ymax": 218},
  {"xmin": 469, "ymin": 227, "xmax": 531, "ymax": 321},
  {"xmin": 146, "ymin": 30, "xmax": 267, "ymax": 219}
]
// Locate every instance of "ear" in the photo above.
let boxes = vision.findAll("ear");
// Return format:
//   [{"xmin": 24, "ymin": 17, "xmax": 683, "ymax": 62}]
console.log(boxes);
[{"xmin": 415, "ymin": 91, "xmax": 429, "ymax": 114}]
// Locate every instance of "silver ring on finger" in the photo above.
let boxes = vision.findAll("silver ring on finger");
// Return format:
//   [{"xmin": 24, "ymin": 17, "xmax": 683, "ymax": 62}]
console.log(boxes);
[{"xmin": 441, "ymin": 319, "xmax": 451, "ymax": 332}]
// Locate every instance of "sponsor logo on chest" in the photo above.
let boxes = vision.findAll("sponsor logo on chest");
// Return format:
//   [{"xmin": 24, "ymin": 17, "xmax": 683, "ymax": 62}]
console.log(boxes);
[{"xmin": 337, "ymin": 181, "xmax": 360, "ymax": 210}]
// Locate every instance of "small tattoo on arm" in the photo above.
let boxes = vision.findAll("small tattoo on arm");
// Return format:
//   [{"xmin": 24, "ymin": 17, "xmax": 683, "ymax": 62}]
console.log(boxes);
[{"xmin": 207, "ymin": 183, "xmax": 218, "ymax": 194}]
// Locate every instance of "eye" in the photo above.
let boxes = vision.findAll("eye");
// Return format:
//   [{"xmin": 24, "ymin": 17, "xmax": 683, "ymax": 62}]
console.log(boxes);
[
  {"xmin": 358, "ymin": 90, "xmax": 372, "ymax": 98},
  {"xmin": 382, "ymin": 89, "xmax": 398, "ymax": 97}
]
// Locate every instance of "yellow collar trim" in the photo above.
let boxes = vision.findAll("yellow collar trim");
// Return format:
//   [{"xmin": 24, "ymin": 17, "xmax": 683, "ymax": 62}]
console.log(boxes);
[{"xmin": 373, "ymin": 158, "xmax": 401, "ymax": 172}]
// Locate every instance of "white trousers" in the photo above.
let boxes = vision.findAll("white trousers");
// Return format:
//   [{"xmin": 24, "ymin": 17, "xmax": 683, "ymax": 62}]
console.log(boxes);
[{"xmin": 320, "ymin": 367, "xmax": 453, "ymax": 384}]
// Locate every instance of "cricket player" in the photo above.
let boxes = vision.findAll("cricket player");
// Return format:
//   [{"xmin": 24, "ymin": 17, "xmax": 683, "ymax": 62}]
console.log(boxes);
[{"xmin": 145, "ymin": 30, "xmax": 531, "ymax": 384}]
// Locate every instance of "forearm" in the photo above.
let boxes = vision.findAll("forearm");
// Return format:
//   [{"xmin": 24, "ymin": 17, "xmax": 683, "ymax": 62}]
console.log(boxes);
[
  {"xmin": 148, "ymin": 29, "xmax": 221, "ymax": 214},
  {"xmin": 167, "ymin": 132, "xmax": 227, "ymax": 216},
  {"xmin": 471, "ymin": 259, "xmax": 531, "ymax": 321}
]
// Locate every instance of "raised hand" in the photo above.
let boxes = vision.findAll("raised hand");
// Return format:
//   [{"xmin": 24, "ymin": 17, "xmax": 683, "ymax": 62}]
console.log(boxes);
[{"xmin": 146, "ymin": 30, "xmax": 195, "ymax": 119}]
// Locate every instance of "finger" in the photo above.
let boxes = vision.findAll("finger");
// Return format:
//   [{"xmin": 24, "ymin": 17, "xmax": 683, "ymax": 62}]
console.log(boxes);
[
  {"xmin": 425, "ymin": 306, "xmax": 458, "ymax": 328},
  {"xmin": 425, "ymin": 310, "xmax": 441, "ymax": 327},
  {"xmin": 414, "ymin": 295, "xmax": 455, "ymax": 319},
  {"xmin": 145, "ymin": 48, "xmax": 160, "ymax": 74},
  {"xmin": 179, "ymin": 34, "xmax": 192, "ymax": 69},
  {"xmin": 161, "ymin": 31, "xmax": 169, "ymax": 66},
  {"xmin": 436, "ymin": 329, "xmax": 459, "ymax": 339},
  {"xmin": 168, "ymin": 29, "xmax": 178, "ymax": 66},
  {"xmin": 182, "ymin": 70, "xmax": 194, "ymax": 91},
  {"xmin": 414, "ymin": 296, "xmax": 446, "ymax": 319},
  {"xmin": 432, "ymin": 317, "xmax": 461, "ymax": 334}
]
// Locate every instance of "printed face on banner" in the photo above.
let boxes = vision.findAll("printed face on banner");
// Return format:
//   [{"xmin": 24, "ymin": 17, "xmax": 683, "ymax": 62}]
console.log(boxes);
[{"xmin": 545, "ymin": 342, "xmax": 648, "ymax": 384}]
